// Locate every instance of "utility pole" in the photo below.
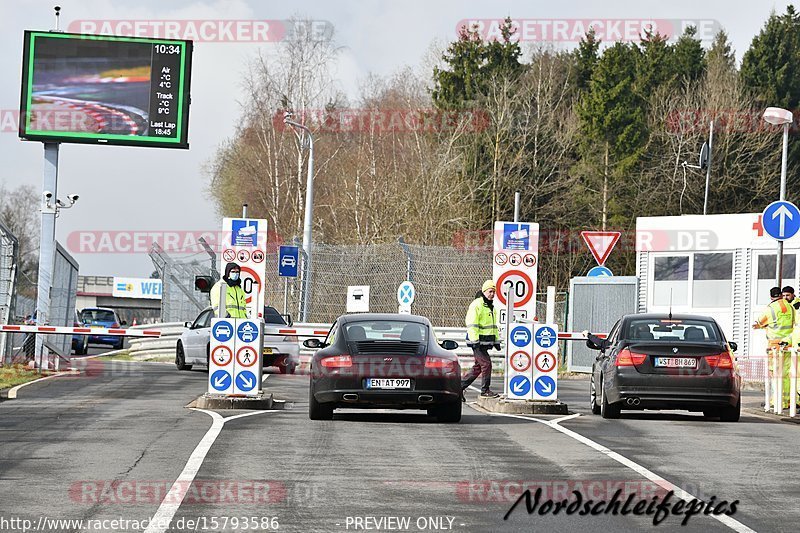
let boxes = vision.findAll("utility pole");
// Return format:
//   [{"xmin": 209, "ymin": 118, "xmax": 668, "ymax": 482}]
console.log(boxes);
[{"xmin": 283, "ymin": 113, "xmax": 315, "ymax": 321}]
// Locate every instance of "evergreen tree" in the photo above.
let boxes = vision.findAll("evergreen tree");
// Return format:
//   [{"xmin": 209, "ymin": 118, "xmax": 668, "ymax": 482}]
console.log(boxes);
[
  {"xmin": 432, "ymin": 18, "xmax": 523, "ymax": 110},
  {"xmin": 707, "ymin": 29, "xmax": 736, "ymax": 74},
  {"xmin": 574, "ymin": 28, "xmax": 600, "ymax": 92},
  {"xmin": 578, "ymin": 42, "xmax": 647, "ymax": 228},
  {"xmin": 636, "ymin": 29, "xmax": 673, "ymax": 94},
  {"xmin": 672, "ymin": 26, "xmax": 706, "ymax": 84},
  {"xmin": 741, "ymin": 6, "xmax": 800, "ymax": 109}
]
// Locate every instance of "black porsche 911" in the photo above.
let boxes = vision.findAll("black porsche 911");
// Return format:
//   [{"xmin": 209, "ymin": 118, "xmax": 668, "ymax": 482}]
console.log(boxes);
[
  {"xmin": 304, "ymin": 313, "xmax": 462, "ymax": 422},
  {"xmin": 587, "ymin": 313, "xmax": 741, "ymax": 421}
]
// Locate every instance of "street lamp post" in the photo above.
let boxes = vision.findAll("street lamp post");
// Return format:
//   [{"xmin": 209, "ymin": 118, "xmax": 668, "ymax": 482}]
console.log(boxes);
[
  {"xmin": 283, "ymin": 113, "xmax": 315, "ymax": 322},
  {"xmin": 763, "ymin": 107, "xmax": 793, "ymax": 288}
]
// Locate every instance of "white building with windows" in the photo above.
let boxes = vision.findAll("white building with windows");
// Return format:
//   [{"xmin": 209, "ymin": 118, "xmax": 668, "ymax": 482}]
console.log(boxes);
[{"xmin": 636, "ymin": 213, "xmax": 798, "ymax": 374}]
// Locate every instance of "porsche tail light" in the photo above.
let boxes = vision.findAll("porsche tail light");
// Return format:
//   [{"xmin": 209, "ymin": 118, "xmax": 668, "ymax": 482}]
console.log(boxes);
[
  {"xmin": 320, "ymin": 355, "xmax": 352, "ymax": 368},
  {"xmin": 425, "ymin": 356, "xmax": 456, "ymax": 371}
]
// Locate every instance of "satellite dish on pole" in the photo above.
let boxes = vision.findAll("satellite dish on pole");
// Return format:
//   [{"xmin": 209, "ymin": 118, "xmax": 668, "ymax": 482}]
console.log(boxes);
[{"xmin": 699, "ymin": 141, "xmax": 710, "ymax": 170}]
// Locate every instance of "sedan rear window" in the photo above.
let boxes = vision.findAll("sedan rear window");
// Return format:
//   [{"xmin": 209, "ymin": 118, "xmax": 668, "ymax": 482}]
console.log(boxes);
[
  {"xmin": 80, "ymin": 310, "xmax": 116, "ymax": 323},
  {"xmin": 344, "ymin": 321, "xmax": 428, "ymax": 343},
  {"xmin": 625, "ymin": 319, "xmax": 719, "ymax": 342},
  {"xmin": 263, "ymin": 306, "xmax": 288, "ymax": 325}
]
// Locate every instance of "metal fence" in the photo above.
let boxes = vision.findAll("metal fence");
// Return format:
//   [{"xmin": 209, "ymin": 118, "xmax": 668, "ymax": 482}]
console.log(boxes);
[
  {"xmin": 0, "ymin": 220, "xmax": 17, "ymax": 359},
  {"xmin": 266, "ymin": 241, "xmax": 569, "ymax": 328},
  {"xmin": 46, "ymin": 243, "xmax": 79, "ymax": 358},
  {"xmin": 157, "ymin": 239, "xmax": 570, "ymax": 328},
  {"xmin": 150, "ymin": 242, "xmax": 214, "ymax": 323}
]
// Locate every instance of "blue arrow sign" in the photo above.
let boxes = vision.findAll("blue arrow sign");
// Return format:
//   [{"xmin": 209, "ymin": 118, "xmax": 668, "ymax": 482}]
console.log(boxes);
[
  {"xmin": 212, "ymin": 321, "xmax": 233, "ymax": 342},
  {"xmin": 762, "ymin": 200, "xmax": 800, "ymax": 241},
  {"xmin": 236, "ymin": 371, "xmax": 257, "ymax": 392},
  {"xmin": 534, "ymin": 375, "xmax": 556, "ymax": 397},
  {"xmin": 210, "ymin": 370, "xmax": 231, "ymax": 391},
  {"xmin": 237, "ymin": 321, "xmax": 258, "ymax": 343},
  {"xmin": 509, "ymin": 375, "xmax": 531, "ymax": 396},
  {"xmin": 397, "ymin": 281, "xmax": 415, "ymax": 305},
  {"xmin": 510, "ymin": 326, "xmax": 531, "ymax": 347},
  {"xmin": 588, "ymin": 266, "xmax": 613, "ymax": 277},
  {"xmin": 278, "ymin": 246, "xmax": 299, "ymax": 277},
  {"xmin": 535, "ymin": 326, "xmax": 557, "ymax": 348}
]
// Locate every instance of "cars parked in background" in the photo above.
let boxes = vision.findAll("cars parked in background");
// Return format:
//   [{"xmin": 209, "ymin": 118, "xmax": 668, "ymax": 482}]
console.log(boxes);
[
  {"xmin": 176, "ymin": 306, "xmax": 299, "ymax": 373},
  {"xmin": 305, "ymin": 313, "xmax": 462, "ymax": 422},
  {"xmin": 72, "ymin": 309, "xmax": 88, "ymax": 355},
  {"xmin": 587, "ymin": 313, "xmax": 741, "ymax": 421},
  {"xmin": 80, "ymin": 307, "xmax": 126, "ymax": 350}
]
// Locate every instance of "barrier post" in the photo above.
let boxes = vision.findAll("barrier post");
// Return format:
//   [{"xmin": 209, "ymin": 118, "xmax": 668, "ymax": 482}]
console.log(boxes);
[
  {"xmin": 765, "ymin": 349, "xmax": 771, "ymax": 413},
  {"xmin": 791, "ymin": 348, "xmax": 797, "ymax": 418},
  {"xmin": 775, "ymin": 348, "xmax": 783, "ymax": 415}
]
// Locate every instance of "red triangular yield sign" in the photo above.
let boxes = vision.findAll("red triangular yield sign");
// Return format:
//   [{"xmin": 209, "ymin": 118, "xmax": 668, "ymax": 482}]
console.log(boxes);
[{"xmin": 581, "ymin": 231, "xmax": 621, "ymax": 266}]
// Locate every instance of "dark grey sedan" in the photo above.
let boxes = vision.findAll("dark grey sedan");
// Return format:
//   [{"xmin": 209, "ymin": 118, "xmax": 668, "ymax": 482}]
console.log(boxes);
[{"xmin": 587, "ymin": 313, "xmax": 741, "ymax": 421}]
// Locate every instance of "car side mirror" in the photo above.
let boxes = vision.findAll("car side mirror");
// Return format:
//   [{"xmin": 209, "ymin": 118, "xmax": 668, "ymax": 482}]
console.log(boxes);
[
  {"xmin": 729, "ymin": 341, "xmax": 738, "ymax": 352},
  {"xmin": 303, "ymin": 338, "xmax": 323, "ymax": 349},
  {"xmin": 184, "ymin": 321, "xmax": 192, "ymax": 329},
  {"xmin": 440, "ymin": 340, "xmax": 458, "ymax": 350},
  {"xmin": 120, "ymin": 320, "xmax": 127, "ymax": 326},
  {"xmin": 282, "ymin": 314, "xmax": 294, "ymax": 327}
]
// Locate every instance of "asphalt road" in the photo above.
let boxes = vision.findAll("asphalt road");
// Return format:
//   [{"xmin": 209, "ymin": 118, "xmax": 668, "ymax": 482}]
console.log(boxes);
[{"xmin": 0, "ymin": 361, "xmax": 797, "ymax": 533}]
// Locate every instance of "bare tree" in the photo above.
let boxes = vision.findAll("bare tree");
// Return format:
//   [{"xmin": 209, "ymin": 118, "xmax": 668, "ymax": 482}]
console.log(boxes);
[{"xmin": 0, "ymin": 183, "xmax": 39, "ymax": 295}]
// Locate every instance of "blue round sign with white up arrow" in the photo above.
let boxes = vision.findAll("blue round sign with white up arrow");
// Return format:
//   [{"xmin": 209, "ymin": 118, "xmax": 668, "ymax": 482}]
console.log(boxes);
[{"xmin": 762, "ymin": 200, "xmax": 800, "ymax": 241}]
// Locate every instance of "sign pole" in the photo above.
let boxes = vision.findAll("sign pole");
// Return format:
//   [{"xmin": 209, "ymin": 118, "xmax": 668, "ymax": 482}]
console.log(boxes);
[
  {"xmin": 283, "ymin": 278, "xmax": 288, "ymax": 316},
  {"xmin": 504, "ymin": 288, "xmax": 515, "ymax": 399},
  {"xmin": 777, "ymin": 122, "xmax": 789, "ymax": 288},
  {"xmin": 217, "ymin": 282, "xmax": 227, "ymax": 318},
  {"xmin": 35, "ymin": 142, "xmax": 59, "ymax": 370}
]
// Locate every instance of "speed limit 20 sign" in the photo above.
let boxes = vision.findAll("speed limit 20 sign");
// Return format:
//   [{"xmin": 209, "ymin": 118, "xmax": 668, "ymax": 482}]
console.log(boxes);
[{"xmin": 493, "ymin": 221, "xmax": 539, "ymax": 324}]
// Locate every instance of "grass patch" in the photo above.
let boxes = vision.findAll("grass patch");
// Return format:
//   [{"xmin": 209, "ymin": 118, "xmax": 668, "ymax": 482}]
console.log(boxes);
[
  {"xmin": 0, "ymin": 365, "xmax": 44, "ymax": 390},
  {"xmin": 99, "ymin": 353, "xmax": 173, "ymax": 364},
  {"xmin": 98, "ymin": 352, "xmax": 135, "ymax": 361}
]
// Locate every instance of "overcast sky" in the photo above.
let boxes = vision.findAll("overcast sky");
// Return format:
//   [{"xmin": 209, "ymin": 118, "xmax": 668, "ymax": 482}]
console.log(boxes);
[{"xmin": 0, "ymin": 0, "xmax": 793, "ymax": 277}]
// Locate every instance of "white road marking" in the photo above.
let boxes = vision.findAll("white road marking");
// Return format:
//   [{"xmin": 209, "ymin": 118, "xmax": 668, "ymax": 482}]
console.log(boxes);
[
  {"xmin": 143, "ymin": 408, "xmax": 278, "ymax": 533},
  {"xmin": 262, "ymin": 373, "xmax": 270, "ymax": 383},
  {"xmin": 468, "ymin": 400, "xmax": 756, "ymax": 533},
  {"xmin": 550, "ymin": 412, "xmax": 581, "ymax": 424}
]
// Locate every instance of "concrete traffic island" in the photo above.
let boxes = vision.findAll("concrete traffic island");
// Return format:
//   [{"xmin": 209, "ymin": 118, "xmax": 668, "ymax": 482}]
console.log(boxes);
[
  {"xmin": 476, "ymin": 395, "xmax": 568, "ymax": 415},
  {"xmin": 191, "ymin": 392, "xmax": 285, "ymax": 410}
]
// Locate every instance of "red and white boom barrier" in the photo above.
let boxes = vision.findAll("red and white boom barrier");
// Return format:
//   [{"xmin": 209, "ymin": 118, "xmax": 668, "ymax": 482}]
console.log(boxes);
[{"xmin": 0, "ymin": 324, "xmax": 161, "ymax": 337}]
